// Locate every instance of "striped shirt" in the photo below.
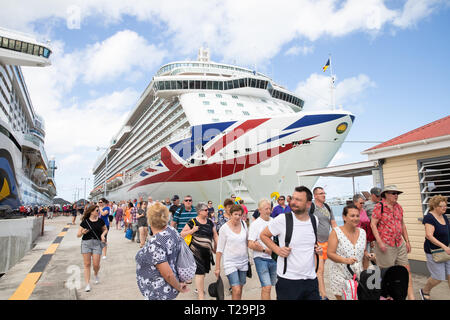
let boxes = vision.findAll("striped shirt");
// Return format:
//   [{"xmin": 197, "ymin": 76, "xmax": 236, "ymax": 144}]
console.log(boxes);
[{"xmin": 173, "ymin": 206, "xmax": 197, "ymax": 233}]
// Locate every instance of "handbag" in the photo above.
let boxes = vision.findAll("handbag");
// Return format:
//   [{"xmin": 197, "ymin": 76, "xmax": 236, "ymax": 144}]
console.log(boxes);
[
  {"xmin": 125, "ymin": 226, "xmax": 133, "ymax": 240},
  {"xmin": 184, "ymin": 219, "xmax": 196, "ymax": 246},
  {"xmin": 431, "ymin": 222, "xmax": 450, "ymax": 263},
  {"xmin": 85, "ymin": 219, "xmax": 107, "ymax": 249},
  {"xmin": 176, "ymin": 236, "xmax": 197, "ymax": 283},
  {"xmin": 342, "ymin": 265, "xmax": 359, "ymax": 300},
  {"xmin": 240, "ymin": 221, "xmax": 252, "ymax": 278}
]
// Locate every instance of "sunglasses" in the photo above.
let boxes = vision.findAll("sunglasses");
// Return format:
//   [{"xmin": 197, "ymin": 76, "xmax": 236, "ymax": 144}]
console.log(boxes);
[
  {"xmin": 184, "ymin": 199, "xmax": 192, "ymax": 202},
  {"xmin": 387, "ymin": 192, "xmax": 401, "ymax": 195}
]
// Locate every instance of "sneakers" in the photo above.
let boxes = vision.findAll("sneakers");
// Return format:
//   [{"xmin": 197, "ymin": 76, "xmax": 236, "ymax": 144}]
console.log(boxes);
[
  {"xmin": 94, "ymin": 275, "xmax": 100, "ymax": 284},
  {"xmin": 85, "ymin": 284, "xmax": 91, "ymax": 292}
]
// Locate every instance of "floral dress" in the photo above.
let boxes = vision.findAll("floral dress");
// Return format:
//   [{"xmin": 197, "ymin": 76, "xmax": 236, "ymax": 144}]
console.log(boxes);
[
  {"xmin": 330, "ymin": 227, "xmax": 366, "ymax": 296},
  {"xmin": 135, "ymin": 225, "xmax": 181, "ymax": 300}
]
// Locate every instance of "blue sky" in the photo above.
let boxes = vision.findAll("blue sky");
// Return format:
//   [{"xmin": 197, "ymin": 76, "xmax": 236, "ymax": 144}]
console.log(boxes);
[{"xmin": 1, "ymin": 0, "xmax": 449, "ymax": 202}]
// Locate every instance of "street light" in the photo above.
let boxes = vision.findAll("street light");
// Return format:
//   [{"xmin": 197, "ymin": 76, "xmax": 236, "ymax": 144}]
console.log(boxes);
[
  {"xmin": 96, "ymin": 146, "xmax": 121, "ymax": 199},
  {"xmin": 81, "ymin": 177, "xmax": 90, "ymax": 206}
]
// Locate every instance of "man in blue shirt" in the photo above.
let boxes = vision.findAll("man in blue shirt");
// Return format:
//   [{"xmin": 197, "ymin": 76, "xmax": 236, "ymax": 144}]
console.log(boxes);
[
  {"xmin": 98, "ymin": 198, "xmax": 110, "ymax": 259},
  {"xmin": 271, "ymin": 195, "xmax": 291, "ymax": 218}
]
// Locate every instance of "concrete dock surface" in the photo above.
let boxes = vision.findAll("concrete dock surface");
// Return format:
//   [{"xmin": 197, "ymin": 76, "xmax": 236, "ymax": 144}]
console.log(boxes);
[{"xmin": 0, "ymin": 214, "xmax": 449, "ymax": 301}]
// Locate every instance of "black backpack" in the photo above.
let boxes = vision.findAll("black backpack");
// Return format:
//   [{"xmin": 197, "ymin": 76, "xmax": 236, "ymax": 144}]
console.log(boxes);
[
  {"xmin": 357, "ymin": 264, "xmax": 382, "ymax": 300},
  {"xmin": 272, "ymin": 211, "xmax": 319, "ymax": 274},
  {"xmin": 309, "ymin": 202, "xmax": 332, "ymax": 216},
  {"xmin": 380, "ymin": 265, "xmax": 409, "ymax": 300}
]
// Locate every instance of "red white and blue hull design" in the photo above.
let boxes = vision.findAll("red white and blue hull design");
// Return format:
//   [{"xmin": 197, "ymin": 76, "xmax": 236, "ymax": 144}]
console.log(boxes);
[{"xmin": 106, "ymin": 110, "xmax": 354, "ymax": 208}]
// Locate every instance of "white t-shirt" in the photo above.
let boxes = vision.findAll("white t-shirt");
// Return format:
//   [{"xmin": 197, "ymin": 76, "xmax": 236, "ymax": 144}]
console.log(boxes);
[
  {"xmin": 268, "ymin": 213, "xmax": 318, "ymax": 280},
  {"xmin": 248, "ymin": 217, "xmax": 273, "ymax": 260},
  {"xmin": 217, "ymin": 222, "xmax": 249, "ymax": 275}
]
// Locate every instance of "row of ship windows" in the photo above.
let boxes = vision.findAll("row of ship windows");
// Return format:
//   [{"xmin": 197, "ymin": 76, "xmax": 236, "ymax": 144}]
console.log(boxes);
[
  {"xmin": 154, "ymin": 78, "xmax": 304, "ymax": 108},
  {"xmin": 156, "ymin": 62, "xmax": 264, "ymax": 77},
  {"xmin": 0, "ymin": 36, "xmax": 52, "ymax": 59}
]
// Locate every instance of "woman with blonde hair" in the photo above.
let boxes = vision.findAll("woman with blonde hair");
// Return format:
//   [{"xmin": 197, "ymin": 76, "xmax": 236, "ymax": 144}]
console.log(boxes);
[
  {"xmin": 420, "ymin": 195, "xmax": 450, "ymax": 300},
  {"xmin": 136, "ymin": 202, "xmax": 189, "ymax": 300},
  {"xmin": 77, "ymin": 205, "xmax": 108, "ymax": 292}
]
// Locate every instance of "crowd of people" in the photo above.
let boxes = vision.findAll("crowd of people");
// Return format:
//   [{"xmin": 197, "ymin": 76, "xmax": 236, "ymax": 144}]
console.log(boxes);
[{"xmin": 74, "ymin": 186, "xmax": 449, "ymax": 301}]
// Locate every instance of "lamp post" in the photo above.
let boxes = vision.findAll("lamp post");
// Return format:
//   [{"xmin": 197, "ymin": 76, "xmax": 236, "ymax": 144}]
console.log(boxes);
[{"xmin": 81, "ymin": 177, "xmax": 90, "ymax": 206}]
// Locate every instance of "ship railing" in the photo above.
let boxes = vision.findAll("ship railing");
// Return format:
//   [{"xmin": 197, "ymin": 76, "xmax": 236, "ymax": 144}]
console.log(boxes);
[{"xmin": 23, "ymin": 133, "xmax": 41, "ymax": 147}]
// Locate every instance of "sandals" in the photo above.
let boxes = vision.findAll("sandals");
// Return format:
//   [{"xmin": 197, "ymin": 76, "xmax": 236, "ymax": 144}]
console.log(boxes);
[{"xmin": 419, "ymin": 289, "xmax": 430, "ymax": 300}]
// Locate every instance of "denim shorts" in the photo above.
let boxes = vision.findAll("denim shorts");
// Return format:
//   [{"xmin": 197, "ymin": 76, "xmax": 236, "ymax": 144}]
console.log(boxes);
[
  {"xmin": 254, "ymin": 257, "xmax": 277, "ymax": 287},
  {"xmin": 226, "ymin": 270, "xmax": 247, "ymax": 287},
  {"xmin": 81, "ymin": 239, "xmax": 103, "ymax": 255}
]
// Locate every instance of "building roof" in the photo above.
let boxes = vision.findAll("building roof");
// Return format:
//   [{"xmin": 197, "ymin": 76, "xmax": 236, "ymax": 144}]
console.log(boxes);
[{"xmin": 365, "ymin": 115, "xmax": 450, "ymax": 152}]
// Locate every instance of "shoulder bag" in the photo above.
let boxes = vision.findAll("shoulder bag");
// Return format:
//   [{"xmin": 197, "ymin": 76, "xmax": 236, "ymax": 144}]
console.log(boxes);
[
  {"xmin": 431, "ymin": 222, "xmax": 450, "ymax": 263},
  {"xmin": 85, "ymin": 219, "xmax": 107, "ymax": 249},
  {"xmin": 184, "ymin": 219, "xmax": 196, "ymax": 246},
  {"xmin": 241, "ymin": 221, "xmax": 252, "ymax": 278}
]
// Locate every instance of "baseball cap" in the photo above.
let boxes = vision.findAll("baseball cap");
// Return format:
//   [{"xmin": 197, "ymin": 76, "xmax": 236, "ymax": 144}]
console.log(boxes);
[
  {"xmin": 370, "ymin": 187, "xmax": 382, "ymax": 197},
  {"xmin": 171, "ymin": 195, "xmax": 180, "ymax": 201}
]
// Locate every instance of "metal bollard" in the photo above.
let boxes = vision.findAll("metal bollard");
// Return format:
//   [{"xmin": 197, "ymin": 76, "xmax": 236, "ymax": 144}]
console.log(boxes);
[{"xmin": 41, "ymin": 213, "xmax": 45, "ymax": 236}]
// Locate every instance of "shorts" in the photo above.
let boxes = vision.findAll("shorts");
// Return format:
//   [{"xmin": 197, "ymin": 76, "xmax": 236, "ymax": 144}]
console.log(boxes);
[
  {"xmin": 226, "ymin": 270, "xmax": 247, "ymax": 287},
  {"xmin": 426, "ymin": 253, "xmax": 450, "ymax": 281},
  {"xmin": 373, "ymin": 241, "xmax": 409, "ymax": 268},
  {"xmin": 81, "ymin": 239, "xmax": 103, "ymax": 255},
  {"xmin": 254, "ymin": 257, "xmax": 277, "ymax": 287},
  {"xmin": 275, "ymin": 277, "xmax": 320, "ymax": 300},
  {"xmin": 317, "ymin": 241, "xmax": 328, "ymax": 260}
]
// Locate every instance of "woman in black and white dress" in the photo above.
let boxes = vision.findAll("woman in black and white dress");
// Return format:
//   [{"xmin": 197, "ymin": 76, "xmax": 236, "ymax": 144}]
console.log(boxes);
[{"xmin": 327, "ymin": 204, "xmax": 375, "ymax": 300}]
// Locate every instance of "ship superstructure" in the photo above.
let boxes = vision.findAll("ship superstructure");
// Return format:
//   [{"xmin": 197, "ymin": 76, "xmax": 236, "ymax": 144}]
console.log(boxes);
[
  {"xmin": 91, "ymin": 48, "xmax": 354, "ymax": 208},
  {"xmin": 0, "ymin": 27, "xmax": 56, "ymax": 209}
]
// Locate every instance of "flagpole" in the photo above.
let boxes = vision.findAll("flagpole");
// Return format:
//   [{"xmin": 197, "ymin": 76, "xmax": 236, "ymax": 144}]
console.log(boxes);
[{"xmin": 329, "ymin": 53, "xmax": 335, "ymax": 110}]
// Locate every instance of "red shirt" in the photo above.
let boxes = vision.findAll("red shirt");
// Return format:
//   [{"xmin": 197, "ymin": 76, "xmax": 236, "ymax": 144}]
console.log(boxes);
[{"xmin": 372, "ymin": 200, "xmax": 404, "ymax": 247}]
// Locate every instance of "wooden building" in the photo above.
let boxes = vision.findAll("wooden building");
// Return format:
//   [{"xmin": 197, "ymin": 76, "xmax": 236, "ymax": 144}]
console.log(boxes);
[{"xmin": 362, "ymin": 115, "xmax": 450, "ymax": 274}]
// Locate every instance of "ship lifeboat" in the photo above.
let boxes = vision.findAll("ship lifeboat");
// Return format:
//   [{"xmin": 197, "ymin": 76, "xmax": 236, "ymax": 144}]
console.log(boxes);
[
  {"xmin": 33, "ymin": 164, "xmax": 47, "ymax": 182},
  {"xmin": 106, "ymin": 173, "xmax": 123, "ymax": 189},
  {"xmin": 47, "ymin": 180, "xmax": 56, "ymax": 195}
]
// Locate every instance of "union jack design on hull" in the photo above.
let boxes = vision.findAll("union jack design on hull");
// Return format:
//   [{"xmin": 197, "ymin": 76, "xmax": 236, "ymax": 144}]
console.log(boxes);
[{"xmin": 91, "ymin": 52, "xmax": 354, "ymax": 208}]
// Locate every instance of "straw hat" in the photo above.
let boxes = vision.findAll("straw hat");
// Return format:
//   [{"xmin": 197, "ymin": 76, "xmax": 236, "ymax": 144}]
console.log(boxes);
[{"xmin": 381, "ymin": 185, "xmax": 404, "ymax": 197}]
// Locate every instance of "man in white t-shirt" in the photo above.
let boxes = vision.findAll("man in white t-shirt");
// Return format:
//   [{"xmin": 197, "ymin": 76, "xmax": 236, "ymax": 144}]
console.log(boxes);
[
  {"xmin": 260, "ymin": 186, "xmax": 322, "ymax": 300},
  {"xmin": 248, "ymin": 199, "xmax": 277, "ymax": 300}
]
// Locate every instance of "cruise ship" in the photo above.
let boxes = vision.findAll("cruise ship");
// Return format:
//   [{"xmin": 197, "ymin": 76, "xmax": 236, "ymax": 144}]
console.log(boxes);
[
  {"xmin": 91, "ymin": 48, "xmax": 354, "ymax": 208},
  {"xmin": 0, "ymin": 27, "xmax": 56, "ymax": 210}
]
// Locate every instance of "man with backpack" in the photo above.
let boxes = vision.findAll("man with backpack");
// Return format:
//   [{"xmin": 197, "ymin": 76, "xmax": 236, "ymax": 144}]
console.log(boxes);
[
  {"xmin": 260, "ymin": 186, "xmax": 322, "ymax": 300},
  {"xmin": 370, "ymin": 185, "xmax": 415, "ymax": 300},
  {"xmin": 310, "ymin": 187, "xmax": 337, "ymax": 300}
]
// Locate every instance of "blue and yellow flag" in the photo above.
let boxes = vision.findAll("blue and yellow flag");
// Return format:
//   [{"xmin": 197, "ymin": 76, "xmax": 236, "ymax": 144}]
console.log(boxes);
[{"xmin": 323, "ymin": 58, "xmax": 330, "ymax": 72}]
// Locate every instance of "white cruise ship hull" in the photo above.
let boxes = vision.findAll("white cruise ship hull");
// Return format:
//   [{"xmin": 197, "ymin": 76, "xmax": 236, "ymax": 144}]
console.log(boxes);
[{"xmin": 102, "ymin": 111, "xmax": 353, "ymax": 208}]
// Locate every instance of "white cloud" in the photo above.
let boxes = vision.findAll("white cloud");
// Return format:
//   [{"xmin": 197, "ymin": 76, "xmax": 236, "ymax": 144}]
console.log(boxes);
[
  {"xmin": 1, "ymin": 0, "xmax": 446, "ymax": 65},
  {"xmin": 82, "ymin": 30, "xmax": 166, "ymax": 84},
  {"xmin": 285, "ymin": 45, "xmax": 315, "ymax": 56},
  {"xmin": 295, "ymin": 73, "xmax": 376, "ymax": 111},
  {"xmin": 393, "ymin": 0, "xmax": 443, "ymax": 28}
]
